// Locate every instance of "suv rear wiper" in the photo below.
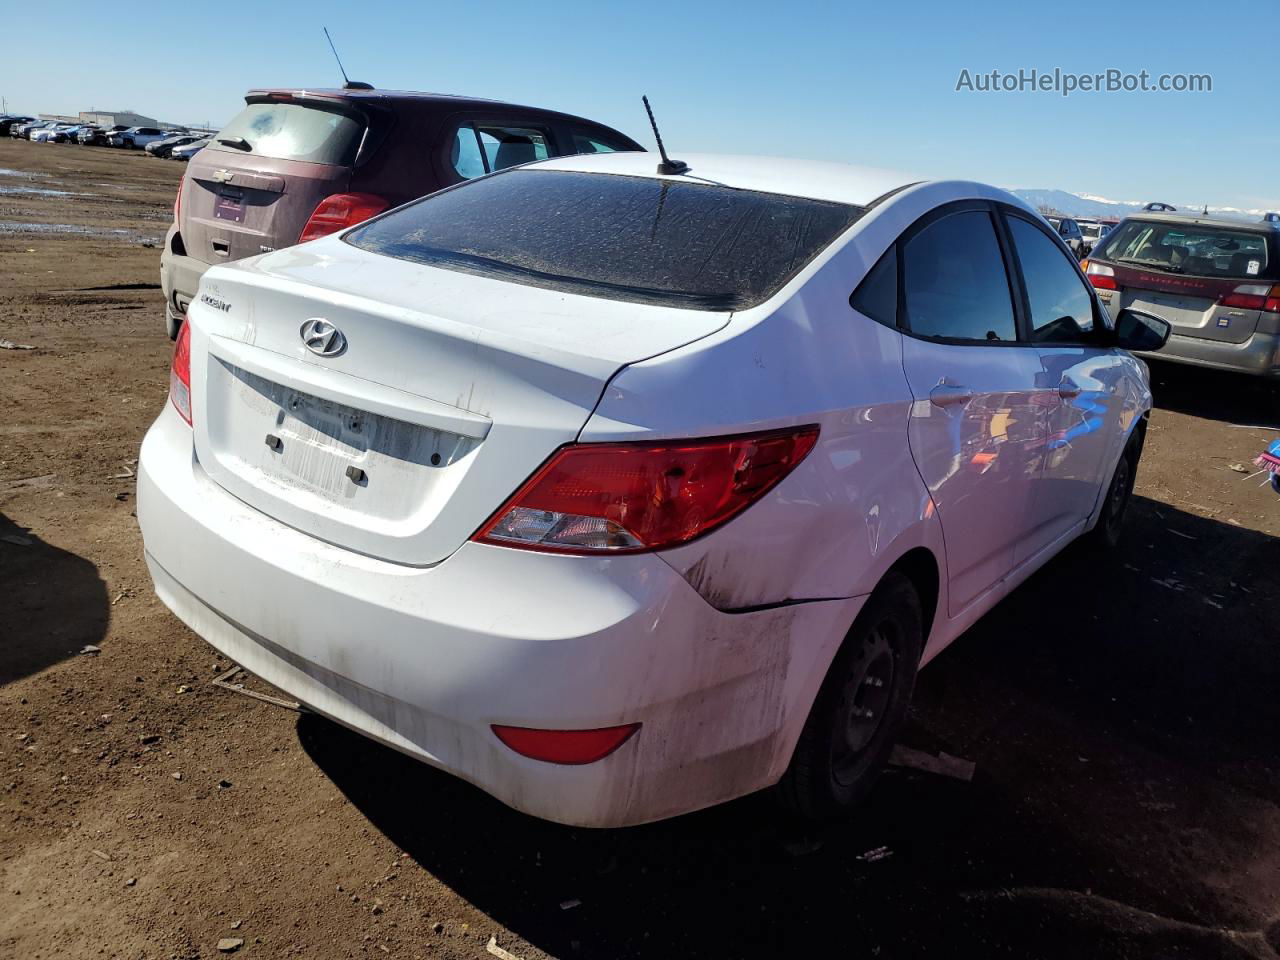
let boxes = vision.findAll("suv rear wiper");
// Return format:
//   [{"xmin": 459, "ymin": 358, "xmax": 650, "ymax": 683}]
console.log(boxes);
[
  {"xmin": 217, "ymin": 136, "xmax": 251, "ymax": 151},
  {"xmin": 1115, "ymin": 257, "xmax": 1184, "ymax": 275}
]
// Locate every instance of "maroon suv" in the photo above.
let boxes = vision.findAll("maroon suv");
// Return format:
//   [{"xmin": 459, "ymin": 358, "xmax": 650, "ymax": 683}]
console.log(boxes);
[{"xmin": 160, "ymin": 87, "xmax": 643, "ymax": 337}]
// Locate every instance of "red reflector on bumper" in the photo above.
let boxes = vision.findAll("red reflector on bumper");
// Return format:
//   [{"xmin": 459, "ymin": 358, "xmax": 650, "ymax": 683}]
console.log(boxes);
[{"xmin": 492, "ymin": 723, "xmax": 641, "ymax": 765}]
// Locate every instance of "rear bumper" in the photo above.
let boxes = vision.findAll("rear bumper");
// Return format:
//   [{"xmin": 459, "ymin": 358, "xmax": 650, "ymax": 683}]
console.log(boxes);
[
  {"xmin": 159, "ymin": 226, "xmax": 210, "ymax": 318},
  {"xmin": 1139, "ymin": 330, "xmax": 1280, "ymax": 377},
  {"xmin": 137, "ymin": 405, "xmax": 859, "ymax": 826}
]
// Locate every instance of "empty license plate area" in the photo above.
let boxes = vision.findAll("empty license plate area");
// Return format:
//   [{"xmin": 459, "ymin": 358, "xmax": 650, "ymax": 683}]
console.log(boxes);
[
  {"xmin": 206, "ymin": 358, "xmax": 478, "ymax": 526},
  {"xmin": 214, "ymin": 187, "xmax": 244, "ymax": 223}
]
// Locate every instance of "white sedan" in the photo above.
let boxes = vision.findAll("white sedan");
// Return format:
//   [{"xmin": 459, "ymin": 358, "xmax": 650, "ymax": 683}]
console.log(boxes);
[
  {"xmin": 31, "ymin": 124, "xmax": 77, "ymax": 143},
  {"xmin": 137, "ymin": 152, "xmax": 1170, "ymax": 826}
]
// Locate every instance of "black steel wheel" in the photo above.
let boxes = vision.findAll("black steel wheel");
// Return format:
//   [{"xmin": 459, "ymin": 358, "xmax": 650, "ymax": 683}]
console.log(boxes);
[{"xmin": 779, "ymin": 572, "xmax": 923, "ymax": 819}]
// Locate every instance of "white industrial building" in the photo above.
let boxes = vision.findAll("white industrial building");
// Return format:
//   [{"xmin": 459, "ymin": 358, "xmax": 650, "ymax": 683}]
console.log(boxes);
[{"xmin": 78, "ymin": 109, "xmax": 159, "ymax": 128}]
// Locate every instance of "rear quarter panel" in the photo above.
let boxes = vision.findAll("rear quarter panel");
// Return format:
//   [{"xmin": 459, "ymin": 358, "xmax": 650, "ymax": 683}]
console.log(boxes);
[{"xmin": 579, "ymin": 184, "xmax": 1015, "ymax": 616}]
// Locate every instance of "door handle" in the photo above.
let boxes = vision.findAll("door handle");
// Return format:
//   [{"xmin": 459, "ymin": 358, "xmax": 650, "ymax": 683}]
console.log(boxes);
[
  {"xmin": 1058, "ymin": 379, "xmax": 1082, "ymax": 400},
  {"xmin": 929, "ymin": 383, "xmax": 973, "ymax": 408}
]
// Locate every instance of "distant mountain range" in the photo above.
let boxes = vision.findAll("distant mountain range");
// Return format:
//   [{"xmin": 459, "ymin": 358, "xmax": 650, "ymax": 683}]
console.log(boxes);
[{"xmin": 1008, "ymin": 188, "xmax": 1275, "ymax": 223}]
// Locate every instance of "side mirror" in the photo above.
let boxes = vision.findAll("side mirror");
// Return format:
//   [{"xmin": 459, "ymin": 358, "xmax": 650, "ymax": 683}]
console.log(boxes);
[{"xmin": 1114, "ymin": 308, "xmax": 1171, "ymax": 352}]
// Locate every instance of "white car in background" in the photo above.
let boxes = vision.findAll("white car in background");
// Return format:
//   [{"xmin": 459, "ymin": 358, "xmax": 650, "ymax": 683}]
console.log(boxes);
[
  {"xmin": 31, "ymin": 123, "xmax": 77, "ymax": 143},
  {"xmin": 169, "ymin": 138, "xmax": 210, "ymax": 161},
  {"xmin": 109, "ymin": 126, "xmax": 168, "ymax": 149},
  {"xmin": 138, "ymin": 152, "xmax": 1170, "ymax": 827}
]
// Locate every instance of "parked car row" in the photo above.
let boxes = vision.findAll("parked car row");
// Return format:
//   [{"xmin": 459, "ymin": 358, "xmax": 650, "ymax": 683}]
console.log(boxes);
[{"xmin": 2, "ymin": 116, "xmax": 210, "ymax": 160}]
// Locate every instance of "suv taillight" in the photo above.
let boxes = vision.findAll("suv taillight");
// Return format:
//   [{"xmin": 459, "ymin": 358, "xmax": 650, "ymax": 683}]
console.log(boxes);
[
  {"xmin": 169, "ymin": 319, "xmax": 192, "ymax": 425},
  {"xmin": 173, "ymin": 178, "xmax": 183, "ymax": 224},
  {"xmin": 1084, "ymin": 261, "xmax": 1117, "ymax": 290},
  {"xmin": 473, "ymin": 426, "xmax": 820, "ymax": 555},
  {"xmin": 1221, "ymin": 284, "xmax": 1280, "ymax": 313},
  {"xmin": 298, "ymin": 193, "xmax": 390, "ymax": 244}
]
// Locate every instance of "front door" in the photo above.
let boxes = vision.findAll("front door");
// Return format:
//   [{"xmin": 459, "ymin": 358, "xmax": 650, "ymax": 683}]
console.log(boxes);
[
  {"xmin": 1002, "ymin": 211, "xmax": 1124, "ymax": 561},
  {"xmin": 897, "ymin": 203, "xmax": 1048, "ymax": 616}
]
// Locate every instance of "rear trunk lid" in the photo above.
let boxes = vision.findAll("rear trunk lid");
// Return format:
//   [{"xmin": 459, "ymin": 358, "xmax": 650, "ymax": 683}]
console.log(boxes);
[
  {"xmin": 186, "ymin": 239, "xmax": 730, "ymax": 566},
  {"xmin": 179, "ymin": 96, "xmax": 373, "ymax": 266},
  {"xmin": 1110, "ymin": 264, "xmax": 1265, "ymax": 344}
]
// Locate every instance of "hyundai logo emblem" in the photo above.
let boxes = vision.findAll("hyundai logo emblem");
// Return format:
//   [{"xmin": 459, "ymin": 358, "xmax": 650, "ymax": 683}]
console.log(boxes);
[{"xmin": 299, "ymin": 318, "xmax": 347, "ymax": 357}]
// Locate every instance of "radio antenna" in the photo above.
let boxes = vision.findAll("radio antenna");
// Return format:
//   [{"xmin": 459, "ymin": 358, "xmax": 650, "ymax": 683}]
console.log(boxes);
[
  {"xmin": 642, "ymin": 95, "xmax": 688, "ymax": 176},
  {"xmin": 323, "ymin": 28, "xmax": 373, "ymax": 90}
]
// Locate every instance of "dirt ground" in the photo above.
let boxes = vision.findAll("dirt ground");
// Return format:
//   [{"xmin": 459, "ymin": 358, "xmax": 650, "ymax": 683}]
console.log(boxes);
[{"xmin": 2, "ymin": 137, "xmax": 1279, "ymax": 960}]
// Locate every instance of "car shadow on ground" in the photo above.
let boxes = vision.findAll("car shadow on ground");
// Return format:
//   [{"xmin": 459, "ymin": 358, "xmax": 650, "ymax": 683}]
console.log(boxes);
[
  {"xmin": 0, "ymin": 512, "xmax": 109, "ymax": 686},
  {"xmin": 1147, "ymin": 359, "xmax": 1280, "ymax": 427},
  {"xmin": 299, "ymin": 496, "xmax": 1280, "ymax": 960}
]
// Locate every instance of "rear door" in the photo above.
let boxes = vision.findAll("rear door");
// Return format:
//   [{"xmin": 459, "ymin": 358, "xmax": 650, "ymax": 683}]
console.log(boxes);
[
  {"xmin": 897, "ymin": 202, "xmax": 1048, "ymax": 616},
  {"xmin": 181, "ymin": 97, "xmax": 368, "ymax": 265},
  {"xmin": 1003, "ymin": 208, "xmax": 1123, "ymax": 560}
]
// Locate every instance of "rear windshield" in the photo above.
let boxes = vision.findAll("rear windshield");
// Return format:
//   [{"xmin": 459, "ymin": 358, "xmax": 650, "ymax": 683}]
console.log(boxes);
[
  {"xmin": 344, "ymin": 170, "xmax": 865, "ymax": 310},
  {"xmin": 1096, "ymin": 218, "xmax": 1274, "ymax": 280},
  {"xmin": 214, "ymin": 100, "xmax": 365, "ymax": 166}
]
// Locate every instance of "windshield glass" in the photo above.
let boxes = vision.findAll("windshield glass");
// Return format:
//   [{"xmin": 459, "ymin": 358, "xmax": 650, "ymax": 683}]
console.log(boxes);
[
  {"xmin": 345, "ymin": 170, "xmax": 865, "ymax": 310},
  {"xmin": 1097, "ymin": 219, "xmax": 1273, "ymax": 279},
  {"xmin": 214, "ymin": 100, "xmax": 365, "ymax": 165}
]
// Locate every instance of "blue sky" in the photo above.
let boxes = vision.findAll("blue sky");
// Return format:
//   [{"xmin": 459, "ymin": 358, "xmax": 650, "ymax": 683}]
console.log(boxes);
[{"xmin": 4, "ymin": 0, "xmax": 1276, "ymax": 209}]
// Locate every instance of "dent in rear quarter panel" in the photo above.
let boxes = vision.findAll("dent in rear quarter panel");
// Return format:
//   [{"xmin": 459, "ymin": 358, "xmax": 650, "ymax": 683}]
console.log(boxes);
[{"xmin": 579, "ymin": 219, "xmax": 944, "ymax": 616}]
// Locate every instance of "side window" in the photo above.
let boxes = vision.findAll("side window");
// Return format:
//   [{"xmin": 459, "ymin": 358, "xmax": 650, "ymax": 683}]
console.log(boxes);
[
  {"xmin": 571, "ymin": 131, "xmax": 624, "ymax": 155},
  {"xmin": 449, "ymin": 123, "xmax": 553, "ymax": 180},
  {"xmin": 476, "ymin": 125, "xmax": 551, "ymax": 171},
  {"xmin": 1007, "ymin": 216, "xmax": 1095, "ymax": 343},
  {"xmin": 849, "ymin": 248, "xmax": 897, "ymax": 327},
  {"xmin": 450, "ymin": 125, "xmax": 487, "ymax": 180},
  {"xmin": 902, "ymin": 209, "xmax": 1017, "ymax": 342}
]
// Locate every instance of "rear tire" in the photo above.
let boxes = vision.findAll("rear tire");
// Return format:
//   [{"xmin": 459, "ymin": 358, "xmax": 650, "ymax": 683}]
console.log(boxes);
[{"xmin": 778, "ymin": 572, "xmax": 923, "ymax": 820}]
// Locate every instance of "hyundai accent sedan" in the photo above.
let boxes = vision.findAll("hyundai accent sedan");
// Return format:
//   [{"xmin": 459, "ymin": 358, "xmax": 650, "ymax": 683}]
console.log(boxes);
[{"xmin": 137, "ymin": 152, "xmax": 1169, "ymax": 826}]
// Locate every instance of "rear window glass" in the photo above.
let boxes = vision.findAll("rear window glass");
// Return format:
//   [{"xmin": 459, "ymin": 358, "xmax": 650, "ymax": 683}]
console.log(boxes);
[
  {"xmin": 345, "ymin": 170, "xmax": 865, "ymax": 310},
  {"xmin": 214, "ymin": 101, "xmax": 365, "ymax": 165},
  {"xmin": 1097, "ymin": 219, "xmax": 1273, "ymax": 279}
]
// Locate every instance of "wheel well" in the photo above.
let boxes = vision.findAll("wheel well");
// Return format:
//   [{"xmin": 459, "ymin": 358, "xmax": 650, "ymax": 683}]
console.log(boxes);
[{"xmin": 886, "ymin": 547, "xmax": 940, "ymax": 644}]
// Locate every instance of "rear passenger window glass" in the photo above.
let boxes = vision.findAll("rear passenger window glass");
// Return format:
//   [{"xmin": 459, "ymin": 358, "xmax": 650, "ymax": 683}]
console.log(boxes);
[
  {"xmin": 214, "ymin": 101, "xmax": 364, "ymax": 165},
  {"xmin": 1008, "ymin": 216, "xmax": 1095, "ymax": 343},
  {"xmin": 476, "ymin": 125, "xmax": 551, "ymax": 171},
  {"xmin": 850, "ymin": 248, "xmax": 897, "ymax": 327},
  {"xmin": 902, "ymin": 210, "xmax": 1016, "ymax": 342},
  {"xmin": 450, "ymin": 126, "xmax": 486, "ymax": 180}
]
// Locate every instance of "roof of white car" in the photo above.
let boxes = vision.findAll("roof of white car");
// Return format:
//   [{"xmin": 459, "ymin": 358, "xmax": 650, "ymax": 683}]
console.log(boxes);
[{"xmin": 533, "ymin": 152, "xmax": 920, "ymax": 207}]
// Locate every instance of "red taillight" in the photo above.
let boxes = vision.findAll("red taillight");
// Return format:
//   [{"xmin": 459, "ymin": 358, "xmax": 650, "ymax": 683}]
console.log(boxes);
[
  {"xmin": 1085, "ymin": 260, "xmax": 1117, "ymax": 290},
  {"xmin": 298, "ymin": 192, "xmax": 390, "ymax": 244},
  {"xmin": 492, "ymin": 724, "xmax": 641, "ymax": 765},
  {"xmin": 474, "ymin": 426, "xmax": 820, "ymax": 555},
  {"xmin": 169, "ymin": 319, "xmax": 192, "ymax": 425},
  {"xmin": 1222, "ymin": 284, "xmax": 1280, "ymax": 313}
]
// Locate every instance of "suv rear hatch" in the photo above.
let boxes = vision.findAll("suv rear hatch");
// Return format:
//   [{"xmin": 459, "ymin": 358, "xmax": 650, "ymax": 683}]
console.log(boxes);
[
  {"xmin": 179, "ymin": 94, "xmax": 381, "ymax": 266},
  {"xmin": 1092, "ymin": 218, "xmax": 1279, "ymax": 344}
]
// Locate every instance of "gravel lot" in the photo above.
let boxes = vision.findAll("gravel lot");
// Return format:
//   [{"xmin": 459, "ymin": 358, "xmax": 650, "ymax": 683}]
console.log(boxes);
[{"xmin": 2, "ymin": 138, "xmax": 1279, "ymax": 960}]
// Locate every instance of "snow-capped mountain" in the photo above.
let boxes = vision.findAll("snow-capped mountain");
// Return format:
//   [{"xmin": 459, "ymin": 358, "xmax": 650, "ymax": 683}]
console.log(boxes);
[{"xmin": 1008, "ymin": 188, "xmax": 1275, "ymax": 223}]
